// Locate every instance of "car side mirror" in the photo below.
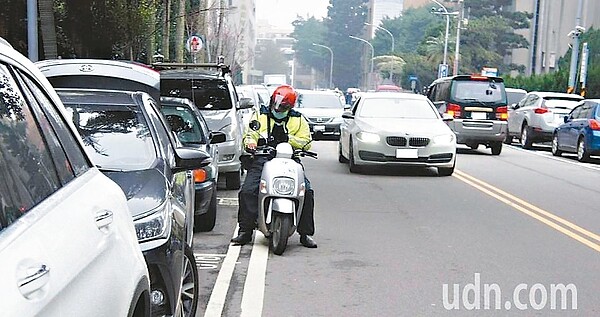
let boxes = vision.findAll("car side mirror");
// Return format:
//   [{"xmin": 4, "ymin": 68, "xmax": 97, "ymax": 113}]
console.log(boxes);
[
  {"xmin": 209, "ymin": 131, "xmax": 226, "ymax": 144},
  {"xmin": 249, "ymin": 119, "xmax": 261, "ymax": 131},
  {"xmin": 342, "ymin": 111, "xmax": 354, "ymax": 119},
  {"xmin": 238, "ymin": 97, "xmax": 254, "ymax": 110},
  {"xmin": 513, "ymin": 104, "xmax": 520, "ymax": 110},
  {"xmin": 173, "ymin": 148, "xmax": 212, "ymax": 173},
  {"xmin": 564, "ymin": 115, "xmax": 570, "ymax": 123}
]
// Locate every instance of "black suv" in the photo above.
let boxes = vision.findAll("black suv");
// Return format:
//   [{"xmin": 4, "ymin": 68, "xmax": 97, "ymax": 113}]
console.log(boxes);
[
  {"xmin": 427, "ymin": 75, "xmax": 508, "ymax": 155},
  {"xmin": 158, "ymin": 63, "xmax": 253, "ymax": 189}
]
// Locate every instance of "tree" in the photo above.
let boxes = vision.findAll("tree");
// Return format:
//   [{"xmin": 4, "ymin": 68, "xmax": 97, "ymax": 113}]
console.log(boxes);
[
  {"xmin": 324, "ymin": 0, "xmax": 370, "ymax": 90},
  {"xmin": 254, "ymin": 40, "xmax": 289, "ymax": 76},
  {"xmin": 290, "ymin": 17, "xmax": 327, "ymax": 74},
  {"xmin": 39, "ymin": 0, "xmax": 58, "ymax": 59},
  {"xmin": 372, "ymin": 7, "xmax": 437, "ymax": 56}
]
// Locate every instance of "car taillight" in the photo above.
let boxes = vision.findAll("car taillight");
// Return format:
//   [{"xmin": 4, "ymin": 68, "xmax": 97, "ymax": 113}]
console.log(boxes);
[
  {"xmin": 496, "ymin": 106, "xmax": 508, "ymax": 121},
  {"xmin": 590, "ymin": 119, "xmax": 600, "ymax": 130},
  {"xmin": 193, "ymin": 169, "xmax": 207, "ymax": 183},
  {"xmin": 447, "ymin": 103, "xmax": 461, "ymax": 118},
  {"xmin": 534, "ymin": 107, "xmax": 549, "ymax": 114}
]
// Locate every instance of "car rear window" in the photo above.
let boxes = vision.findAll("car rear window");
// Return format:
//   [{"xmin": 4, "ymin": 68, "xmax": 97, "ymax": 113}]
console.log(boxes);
[
  {"xmin": 297, "ymin": 93, "xmax": 344, "ymax": 108},
  {"xmin": 62, "ymin": 103, "xmax": 157, "ymax": 170},
  {"xmin": 543, "ymin": 97, "xmax": 582, "ymax": 110},
  {"xmin": 161, "ymin": 79, "xmax": 232, "ymax": 111},
  {"xmin": 451, "ymin": 80, "xmax": 506, "ymax": 104},
  {"xmin": 359, "ymin": 98, "xmax": 438, "ymax": 119}
]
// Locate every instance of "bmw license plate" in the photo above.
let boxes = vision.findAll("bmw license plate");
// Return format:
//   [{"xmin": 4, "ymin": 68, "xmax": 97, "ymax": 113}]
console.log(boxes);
[
  {"xmin": 396, "ymin": 149, "xmax": 418, "ymax": 158},
  {"xmin": 313, "ymin": 125, "xmax": 325, "ymax": 132}
]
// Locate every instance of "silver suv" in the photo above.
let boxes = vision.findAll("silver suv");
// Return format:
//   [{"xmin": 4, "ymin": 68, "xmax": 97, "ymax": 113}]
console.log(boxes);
[
  {"xmin": 0, "ymin": 38, "xmax": 150, "ymax": 316},
  {"xmin": 507, "ymin": 91, "xmax": 584, "ymax": 149}
]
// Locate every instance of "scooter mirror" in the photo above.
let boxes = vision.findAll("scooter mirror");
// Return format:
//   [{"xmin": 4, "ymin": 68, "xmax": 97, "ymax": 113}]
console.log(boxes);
[
  {"xmin": 249, "ymin": 120, "xmax": 261, "ymax": 131},
  {"xmin": 257, "ymin": 138, "xmax": 267, "ymax": 146}
]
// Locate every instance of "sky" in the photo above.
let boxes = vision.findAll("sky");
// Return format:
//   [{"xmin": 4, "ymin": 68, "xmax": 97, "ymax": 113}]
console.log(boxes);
[{"xmin": 255, "ymin": 0, "xmax": 329, "ymax": 28}]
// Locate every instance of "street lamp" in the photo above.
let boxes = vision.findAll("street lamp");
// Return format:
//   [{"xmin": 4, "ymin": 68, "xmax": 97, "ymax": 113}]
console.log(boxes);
[
  {"xmin": 312, "ymin": 43, "xmax": 334, "ymax": 89},
  {"xmin": 430, "ymin": 0, "xmax": 458, "ymax": 77},
  {"xmin": 349, "ymin": 35, "xmax": 374, "ymax": 90},
  {"xmin": 365, "ymin": 22, "xmax": 395, "ymax": 82}
]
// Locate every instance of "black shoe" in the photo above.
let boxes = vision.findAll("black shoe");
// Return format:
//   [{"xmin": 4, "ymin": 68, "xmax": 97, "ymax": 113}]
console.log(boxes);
[
  {"xmin": 300, "ymin": 235, "xmax": 317, "ymax": 248},
  {"xmin": 231, "ymin": 231, "xmax": 253, "ymax": 245}
]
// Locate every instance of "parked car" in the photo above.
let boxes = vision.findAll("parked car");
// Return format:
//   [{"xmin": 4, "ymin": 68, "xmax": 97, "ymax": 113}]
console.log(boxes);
[
  {"xmin": 295, "ymin": 89, "xmax": 346, "ymax": 140},
  {"xmin": 506, "ymin": 87, "xmax": 527, "ymax": 106},
  {"xmin": 0, "ymin": 38, "xmax": 151, "ymax": 316},
  {"xmin": 339, "ymin": 92, "xmax": 456, "ymax": 176},
  {"xmin": 426, "ymin": 74, "xmax": 508, "ymax": 155},
  {"xmin": 160, "ymin": 96, "xmax": 226, "ymax": 231},
  {"xmin": 507, "ymin": 91, "xmax": 584, "ymax": 149},
  {"xmin": 159, "ymin": 64, "xmax": 254, "ymax": 189},
  {"xmin": 236, "ymin": 84, "xmax": 264, "ymax": 127},
  {"xmin": 56, "ymin": 89, "xmax": 205, "ymax": 317},
  {"xmin": 552, "ymin": 99, "xmax": 599, "ymax": 162}
]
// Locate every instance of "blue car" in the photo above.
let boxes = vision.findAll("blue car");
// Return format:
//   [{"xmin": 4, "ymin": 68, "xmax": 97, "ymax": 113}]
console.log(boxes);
[{"xmin": 552, "ymin": 99, "xmax": 600, "ymax": 162}]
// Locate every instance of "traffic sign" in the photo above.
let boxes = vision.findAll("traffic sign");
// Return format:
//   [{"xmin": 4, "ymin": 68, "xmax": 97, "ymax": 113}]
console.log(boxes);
[
  {"xmin": 186, "ymin": 35, "xmax": 203, "ymax": 53},
  {"xmin": 438, "ymin": 64, "xmax": 448, "ymax": 78}
]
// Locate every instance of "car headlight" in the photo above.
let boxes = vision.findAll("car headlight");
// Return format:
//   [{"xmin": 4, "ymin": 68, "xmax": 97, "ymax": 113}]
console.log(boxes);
[
  {"xmin": 357, "ymin": 131, "xmax": 381, "ymax": 143},
  {"xmin": 433, "ymin": 134, "xmax": 455, "ymax": 144},
  {"xmin": 273, "ymin": 177, "xmax": 295, "ymax": 195},
  {"xmin": 134, "ymin": 201, "xmax": 170, "ymax": 242}
]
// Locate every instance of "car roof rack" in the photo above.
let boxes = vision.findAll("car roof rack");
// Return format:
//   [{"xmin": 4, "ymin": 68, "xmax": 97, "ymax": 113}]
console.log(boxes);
[{"xmin": 151, "ymin": 61, "xmax": 231, "ymax": 77}]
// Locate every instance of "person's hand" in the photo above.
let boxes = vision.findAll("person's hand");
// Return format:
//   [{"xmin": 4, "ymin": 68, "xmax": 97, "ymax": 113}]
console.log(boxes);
[{"xmin": 245, "ymin": 142, "xmax": 257, "ymax": 152}]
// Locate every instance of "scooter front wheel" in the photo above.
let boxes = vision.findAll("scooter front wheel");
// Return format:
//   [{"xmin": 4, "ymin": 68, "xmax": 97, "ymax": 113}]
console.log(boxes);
[{"xmin": 270, "ymin": 213, "xmax": 292, "ymax": 255}]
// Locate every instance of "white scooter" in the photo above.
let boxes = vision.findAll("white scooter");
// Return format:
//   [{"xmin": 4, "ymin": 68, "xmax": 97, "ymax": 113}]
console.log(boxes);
[{"xmin": 246, "ymin": 120, "xmax": 317, "ymax": 255}]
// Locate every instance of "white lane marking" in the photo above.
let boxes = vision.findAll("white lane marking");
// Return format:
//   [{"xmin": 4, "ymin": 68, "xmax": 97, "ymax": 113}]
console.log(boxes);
[
  {"xmin": 218, "ymin": 197, "xmax": 239, "ymax": 206},
  {"xmin": 204, "ymin": 227, "xmax": 242, "ymax": 317},
  {"xmin": 240, "ymin": 233, "xmax": 269, "ymax": 317},
  {"xmin": 507, "ymin": 144, "xmax": 600, "ymax": 172}
]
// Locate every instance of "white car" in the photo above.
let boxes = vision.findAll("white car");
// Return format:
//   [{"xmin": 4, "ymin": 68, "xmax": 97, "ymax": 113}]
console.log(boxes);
[
  {"xmin": 0, "ymin": 38, "xmax": 150, "ymax": 316},
  {"xmin": 339, "ymin": 92, "xmax": 457, "ymax": 176},
  {"xmin": 507, "ymin": 91, "xmax": 584, "ymax": 148}
]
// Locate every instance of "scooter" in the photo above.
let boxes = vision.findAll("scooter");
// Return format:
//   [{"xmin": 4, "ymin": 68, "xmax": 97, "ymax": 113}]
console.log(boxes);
[{"xmin": 246, "ymin": 121, "xmax": 317, "ymax": 255}]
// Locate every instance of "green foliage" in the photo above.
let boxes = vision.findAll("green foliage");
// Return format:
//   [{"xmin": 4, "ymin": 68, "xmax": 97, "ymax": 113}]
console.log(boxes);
[
  {"xmin": 397, "ymin": 53, "xmax": 436, "ymax": 92},
  {"xmin": 324, "ymin": 0, "xmax": 370, "ymax": 89},
  {"xmin": 253, "ymin": 40, "xmax": 289, "ymax": 75},
  {"xmin": 372, "ymin": 6, "xmax": 437, "ymax": 56},
  {"xmin": 291, "ymin": 17, "xmax": 328, "ymax": 72}
]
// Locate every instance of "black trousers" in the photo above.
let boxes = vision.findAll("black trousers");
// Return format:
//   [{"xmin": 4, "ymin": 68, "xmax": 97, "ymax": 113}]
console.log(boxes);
[{"xmin": 237, "ymin": 157, "xmax": 315, "ymax": 235}]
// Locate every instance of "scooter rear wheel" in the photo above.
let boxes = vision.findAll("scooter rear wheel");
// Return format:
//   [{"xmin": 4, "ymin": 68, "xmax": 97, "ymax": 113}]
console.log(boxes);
[{"xmin": 270, "ymin": 213, "xmax": 292, "ymax": 255}]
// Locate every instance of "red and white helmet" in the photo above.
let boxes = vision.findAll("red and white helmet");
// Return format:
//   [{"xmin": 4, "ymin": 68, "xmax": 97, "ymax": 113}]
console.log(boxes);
[{"xmin": 270, "ymin": 85, "xmax": 297, "ymax": 113}]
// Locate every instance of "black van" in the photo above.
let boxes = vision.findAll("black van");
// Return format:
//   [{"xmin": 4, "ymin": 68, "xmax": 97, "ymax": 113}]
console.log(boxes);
[{"xmin": 426, "ymin": 75, "xmax": 508, "ymax": 155}]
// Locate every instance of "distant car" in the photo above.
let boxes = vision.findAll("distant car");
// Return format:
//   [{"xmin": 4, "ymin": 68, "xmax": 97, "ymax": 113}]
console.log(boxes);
[
  {"xmin": 507, "ymin": 91, "xmax": 584, "ymax": 149},
  {"xmin": 552, "ymin": 99, "xmax": 599, "ymax": 162},
  {"xmin": 160, "ymin": 65, "xmax": 254, "ymax": 189},
  {"xmin": 505, "ymin": 87, "xmax": 527, "ymax": 106},
  {"xmin": 57, "ymin": 89, "xmax": 206, "ymax": 317},
  {"xmin": 295, "ymin": 89, "xmax": 346, "ymax": 140},
  {"xmin": 427, "ymin": 75, "xmax": 508, "ymax": 155},
  {"xmin": 0, "ymin": 38, "xmax": 150, "ymax": 316},
  {"xmin": 236, "ymin": 84, "xmax": 264, "ymax": 127},
  {"xmin": 160, "ymin": 96, "xmax": 226, "ymax": 232},
  {"xmin": 339, "ymin": 92, "xmax": 456, "ymax": 176}
]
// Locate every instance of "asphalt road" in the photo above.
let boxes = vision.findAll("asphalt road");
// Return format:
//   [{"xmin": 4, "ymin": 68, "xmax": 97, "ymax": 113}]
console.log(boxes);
[{"xmin": 193, "ymin": 141, "xmax": 600, "ymax": 316}]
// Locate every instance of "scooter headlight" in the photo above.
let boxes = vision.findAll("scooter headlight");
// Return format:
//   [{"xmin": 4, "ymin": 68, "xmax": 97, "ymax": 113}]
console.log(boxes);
[{"xmin": 273, "ymin": 177, "xmax": 295, "ymax": 195}]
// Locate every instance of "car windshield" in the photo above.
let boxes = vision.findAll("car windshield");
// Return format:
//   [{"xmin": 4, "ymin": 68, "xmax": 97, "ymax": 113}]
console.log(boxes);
[
  {"xmin": 452, "ymin": 80, "xmax": 507, "ymax": 103},
  {"xmin": 298, "ymin": 93, "xmax": 344, "ymax": 108},
  {"xmin": 63, "ymin": 103, "xmax": 156, "ymax": 170},
  {"xmin": 161, "ymin": 79, "xmax": 232, "ymax": 111},
  {"xmin": 543, "ymin": 98, "xmax": 582, "ymax": 109},
  {"xmin": 359, "ymin": 98, "xmax": 439, "ymax": 119},
  {"xmin": 161, "ymin": 105, "xmax": 206, "ymax": 144}
]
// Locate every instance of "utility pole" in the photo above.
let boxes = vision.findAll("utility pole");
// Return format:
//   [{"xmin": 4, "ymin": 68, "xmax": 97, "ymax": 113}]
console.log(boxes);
[
  {"xmin": 453, "ymin": 0, "xmax": 464, "ymax": 76},
  {"xmin": 27, "ymin": 0, "xmax": 38, "ymax": 61},
  {"xmin": 567, "ymin": 0, "xmax": 585, "ymax": 94}
]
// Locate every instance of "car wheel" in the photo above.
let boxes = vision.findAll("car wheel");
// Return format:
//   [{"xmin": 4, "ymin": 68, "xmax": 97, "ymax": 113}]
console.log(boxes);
[
  {"xmin": 490, "ymin": 142, "xmax": 502, "ymax": 155},
  {"xmin": 520, "ymin": 123, "xmax": 533, "ymax": 149},
  {"xmin": 338, "ymin": 141, "xmax": 348, "ymax": 163},
  {"xmin": 179, "ymin": 247, "xmax": 198, "ymax": 317},
  {"xmin": 195, "ymin": 191, "xmax": 217, "ymax": 232},
  {"xmin": 466, "ymin": 142, "xmax": 478, "ymax": 150},
  {"xmin": 437, "ymin": 163, "xmax": 455, "ymax": 176},
  {"xmin": 577, "ymin": 137, "xmax": 590, "ymax": 162},
  {"xmin": 225, "ymin": 171, "xmax": 241, "ymax": 190},
  {"xmin": 551, "ymin": 134, "xmax": 562, "ymax": 157},
  {"xmin": 348, "ymin": 138, "xmax": 361, "ymax": 173}
]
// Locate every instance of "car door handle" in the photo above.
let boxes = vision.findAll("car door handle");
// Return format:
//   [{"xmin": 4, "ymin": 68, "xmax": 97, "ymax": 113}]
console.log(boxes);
[
  {"xmin": 18, "ymin": 265, "xmax": 50, "ymax": 297},
  {"xmin": 95, "ymin": 210, "xmax": 113, "ymax": 229}
]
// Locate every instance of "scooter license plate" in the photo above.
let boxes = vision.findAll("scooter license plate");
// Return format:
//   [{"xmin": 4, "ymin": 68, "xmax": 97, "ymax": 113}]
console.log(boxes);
[{"xmin": 396, "ymin": 149, "xmax": 418, "ymax": 158}]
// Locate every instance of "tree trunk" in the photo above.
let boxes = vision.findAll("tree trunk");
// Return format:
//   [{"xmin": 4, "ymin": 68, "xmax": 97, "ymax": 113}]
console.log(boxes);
[
  {"xmin": 38, "ymin": 0, "xmax": 57, "ymax": 59},
  {"xmin": 162, "ymin": 0, "xmax": 171, "ymax": 60},
  {"xmin": 174, "ymin": 0, "xmax": 185, "ymax": 62}
]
